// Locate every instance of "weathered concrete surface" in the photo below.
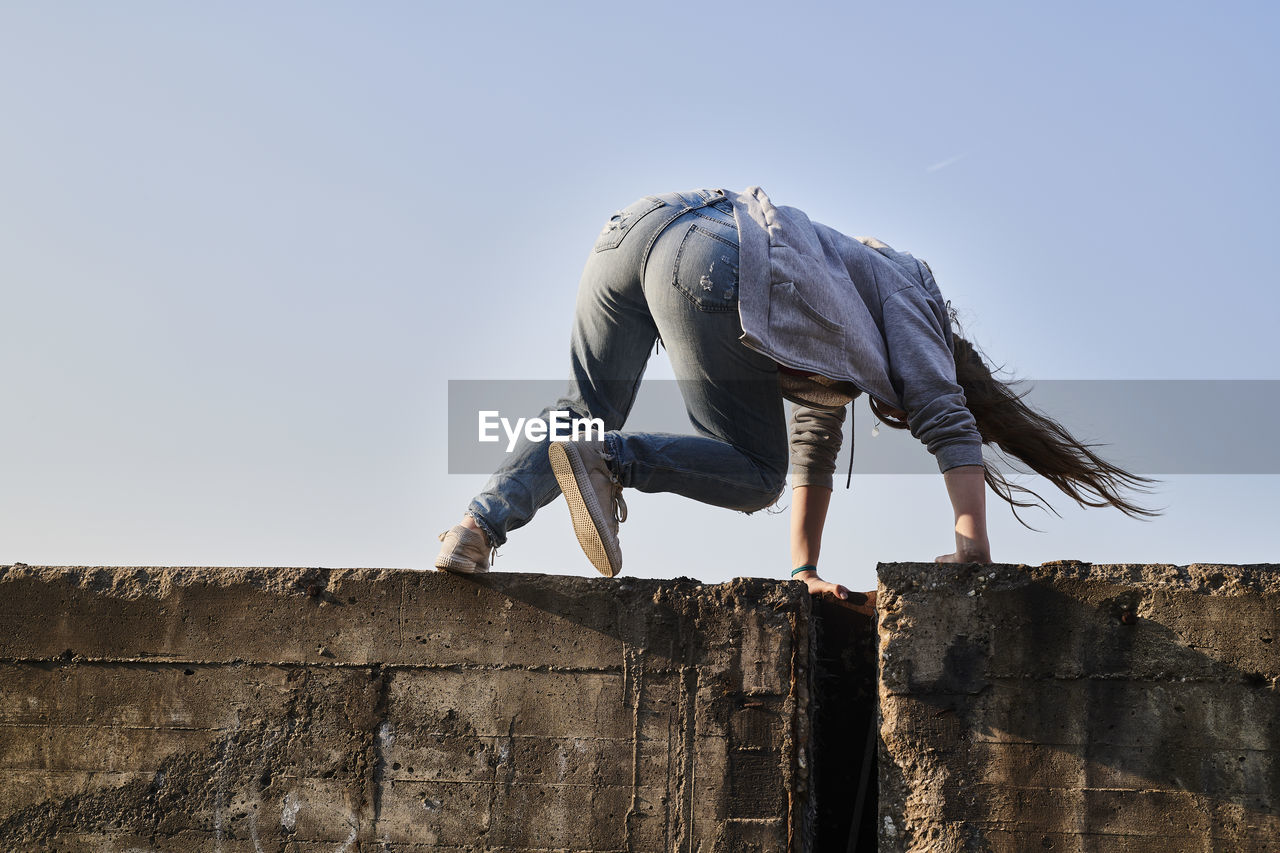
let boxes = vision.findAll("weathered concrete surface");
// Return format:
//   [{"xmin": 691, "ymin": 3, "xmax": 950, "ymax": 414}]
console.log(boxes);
[
  {"xmin": 878, "ymin": 561, "xmax": 1280, "ymax": 853},
  {"xmin": 0, "ymin": 565, "xmax": 820, "ymax": 852}
]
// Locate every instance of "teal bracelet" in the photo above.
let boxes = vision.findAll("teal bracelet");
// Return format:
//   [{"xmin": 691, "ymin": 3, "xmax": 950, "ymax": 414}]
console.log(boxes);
[{"xmin": 791, "ymin": 565, "xmax": 817, "ymax": 577}]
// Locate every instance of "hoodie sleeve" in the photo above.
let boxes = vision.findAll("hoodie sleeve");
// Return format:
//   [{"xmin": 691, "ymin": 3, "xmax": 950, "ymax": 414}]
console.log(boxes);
[
  {"xmin": 880, "ymin": 288, "xmax": 984, "ymax": 473},
  {"xmin": 789, "ymin": 404, "xmax": 847, "ymax": 489}
]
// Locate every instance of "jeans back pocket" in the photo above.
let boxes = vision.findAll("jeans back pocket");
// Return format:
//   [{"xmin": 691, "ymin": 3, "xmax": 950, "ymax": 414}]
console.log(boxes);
[{"xmin": 672, "ymin": 223, "xmax": 740, "ymax": 312}]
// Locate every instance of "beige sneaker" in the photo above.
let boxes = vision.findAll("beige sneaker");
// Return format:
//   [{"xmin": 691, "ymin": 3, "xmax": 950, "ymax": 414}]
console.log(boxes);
[
  {"xmin": 548, "ymin": 439, "xmax": 627, "ymax": 577},
  {"xmin": 434, "ymin": 524, "xmax": 491, "ymax": 574}
]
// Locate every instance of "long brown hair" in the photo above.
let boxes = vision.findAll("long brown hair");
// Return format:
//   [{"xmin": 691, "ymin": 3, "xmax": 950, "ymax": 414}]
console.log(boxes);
[{"xmin": 871, "ymin": 332, "xmax": 1160, "ymax": 525}]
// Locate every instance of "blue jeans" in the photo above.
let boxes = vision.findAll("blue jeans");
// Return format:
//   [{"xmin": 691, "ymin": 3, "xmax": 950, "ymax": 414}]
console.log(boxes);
[{"xmin": 466, "ymin": 189, "xmax": 787, "ymax": 547}]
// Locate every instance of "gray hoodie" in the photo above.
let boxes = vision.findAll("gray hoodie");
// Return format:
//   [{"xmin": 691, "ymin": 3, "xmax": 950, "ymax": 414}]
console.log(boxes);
[{"xmin": 724, "ymin": 186, "xmax": 983, "ymax": 479}]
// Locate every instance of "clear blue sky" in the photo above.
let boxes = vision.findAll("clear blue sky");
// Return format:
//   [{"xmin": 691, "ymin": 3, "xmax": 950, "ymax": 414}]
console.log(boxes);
[{"xmin": 2, "ymin": 2, "xmax": 1276, "ymax": 589}]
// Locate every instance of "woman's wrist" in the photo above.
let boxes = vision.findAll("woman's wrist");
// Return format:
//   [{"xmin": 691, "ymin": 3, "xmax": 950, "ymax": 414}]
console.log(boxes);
[{"xmin": 791, "ymin": 565, "xmax": 818, "ymax": 578}]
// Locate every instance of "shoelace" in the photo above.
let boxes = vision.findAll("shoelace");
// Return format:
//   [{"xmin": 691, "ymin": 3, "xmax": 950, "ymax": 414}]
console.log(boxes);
[
  {"xmin": 612, "ymin": 486, "xmax": 628, "ymax": 524},
  {"xmin": 603, "ymin": 464, "xmax": 628, "ymax": 524}
]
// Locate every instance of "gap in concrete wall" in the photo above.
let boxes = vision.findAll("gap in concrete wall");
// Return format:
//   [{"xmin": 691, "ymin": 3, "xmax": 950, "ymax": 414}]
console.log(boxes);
[{"xmin": 811, "ymin": 595, "xmax": 880, "ymax": 851}]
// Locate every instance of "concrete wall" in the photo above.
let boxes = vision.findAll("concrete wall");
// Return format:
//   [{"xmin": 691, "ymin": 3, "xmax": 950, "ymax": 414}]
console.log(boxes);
[
  {"xmin": 877, "ymin": 561, "xmax": 1280, "ymax": 852},
  {"xmin": 0, "ymin": 565, "xmax": 827, "ymax": 852},
  {"xmin": 13, "ymin": 560, "xmax": 1274, "ymax": 852}
]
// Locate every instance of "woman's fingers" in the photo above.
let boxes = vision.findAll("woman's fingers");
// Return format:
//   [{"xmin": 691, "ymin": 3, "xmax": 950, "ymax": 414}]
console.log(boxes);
[
  {"xmin": 795, "ymin": 575, "xmax": 880, "ymax": 615},
  {"xmin": 935, "ymin": 551, "xmax": 993, "ymax": 564},
  {"xmin": 796, "ymin": 572, "xmax": 867, "ymax": 603},
  {"xmin": 826, "ymin": 582, "xmax": 849, "ymax": 600}
]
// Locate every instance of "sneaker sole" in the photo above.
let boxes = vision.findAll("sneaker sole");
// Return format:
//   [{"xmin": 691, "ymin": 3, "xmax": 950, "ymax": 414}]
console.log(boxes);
[
  {"xmin": 548, "ymin": 442, "xmax": 622, "ymax": 578},
  {"xmin": 433, "ymin": 555, "xmax": 488, "ymax": 574}
]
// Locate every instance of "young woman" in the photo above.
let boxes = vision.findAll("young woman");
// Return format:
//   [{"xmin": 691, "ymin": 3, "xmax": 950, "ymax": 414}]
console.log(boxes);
[{"xmin": 435, "ymin": 188, "xmax": 1155, "ymax": 595}]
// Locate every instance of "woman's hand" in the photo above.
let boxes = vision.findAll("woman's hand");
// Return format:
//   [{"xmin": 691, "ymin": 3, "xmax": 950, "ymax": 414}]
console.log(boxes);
[
  {"xmin": 793, "ymin": 569, "xmax": 850, "ymax": 600},
  {"xmin": 792, "ymin": 570, "xmax": 878, "ymax": 616},
  {"xmin": 935, "ymin": 530, "xmax": 992, "ymax": 564}
]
